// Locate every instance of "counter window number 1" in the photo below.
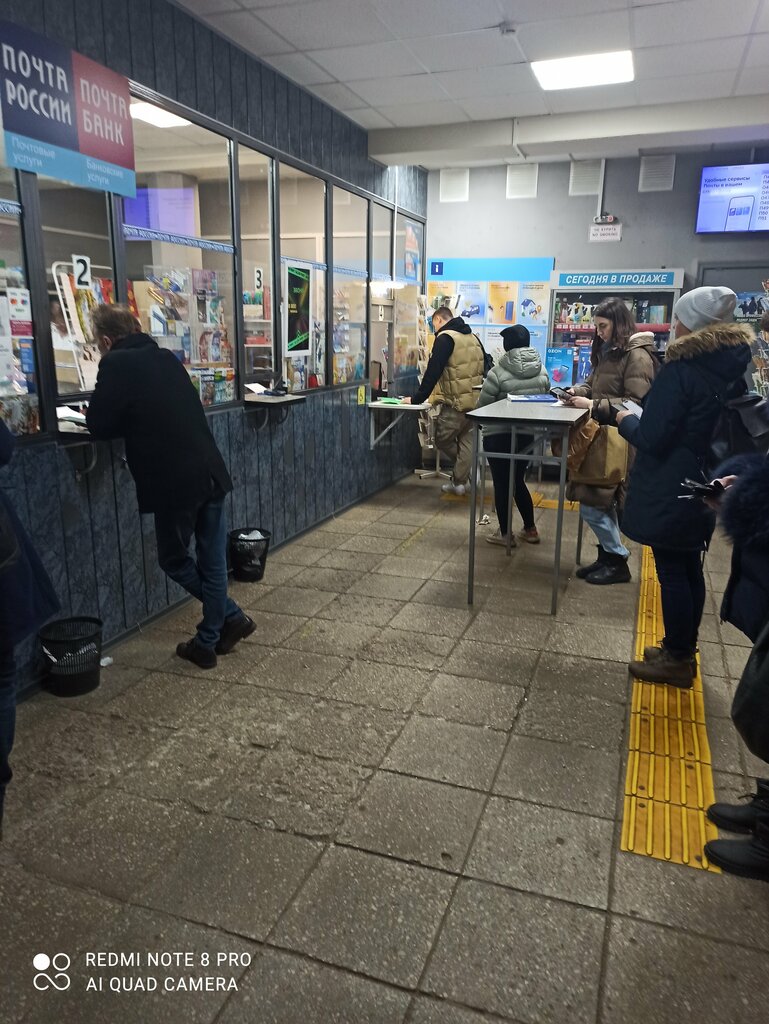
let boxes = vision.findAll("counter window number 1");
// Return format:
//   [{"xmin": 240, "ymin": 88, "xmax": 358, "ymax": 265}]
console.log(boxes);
[{"xmin": 72, "ymin": 255, "xmax": 92, "ymax": 288}]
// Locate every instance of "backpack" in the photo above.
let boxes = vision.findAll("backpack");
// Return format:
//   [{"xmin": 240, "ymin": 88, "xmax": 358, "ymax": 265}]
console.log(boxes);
[
  {"xmin": 705, "ymin": 390, "xmax": 769, "ymax": 475},
  {"xmin": 474, "ymin": 334, "xmax": 493, "ymax": 377}
]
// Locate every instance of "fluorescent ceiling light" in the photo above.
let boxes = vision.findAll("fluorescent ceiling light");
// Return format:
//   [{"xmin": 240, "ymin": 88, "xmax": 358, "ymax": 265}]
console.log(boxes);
[
  {"xmin": 531, "ymin": 50, "xmax": 634, "ymax": 91},
  {"xmin": 130, "ymin": 102, "xmax": 191, "ymax": 128}
]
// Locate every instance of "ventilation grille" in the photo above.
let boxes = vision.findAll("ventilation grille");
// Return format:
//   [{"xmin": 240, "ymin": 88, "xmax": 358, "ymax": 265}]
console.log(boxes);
[
  {"xmin": 569, "ymin": 159, "xmax": 602, "ymax": 196},
  {"xmin": 506, "ymin": 163, "xmax": 539, "ymax": 199},
  {"xmin": 639, "ymin": 154, "xmax": 676, "ymax": 192},
  {"xmin": 439, "ymin": 168, "xmax": 470, "ymax": 203}
]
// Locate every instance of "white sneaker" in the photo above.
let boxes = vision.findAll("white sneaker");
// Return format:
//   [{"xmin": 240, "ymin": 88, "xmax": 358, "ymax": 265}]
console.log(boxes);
[
  {"xmin": 441, "ymin": 482, "xmax": 466, "ymax": 495},
  {"xmin": 486, "ymin": 529, "xmax": 516, "ymax": 546}
]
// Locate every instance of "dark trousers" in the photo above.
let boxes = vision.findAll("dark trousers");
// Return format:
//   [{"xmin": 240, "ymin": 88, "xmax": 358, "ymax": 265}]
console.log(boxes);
[
  {"xmin": 0, "ymin": 646, "xmax": 16, "ymax": 827},
  {"xmin": 154, "ymin": 495, "xmax": 242, "ymax": 650},
  {"xmin": 651, "ymin": 546, "xmax": 707, "ymax": 659},
  {"xmin": 483, "ymin": 432, "xmax": 535, "ymax": 533}
]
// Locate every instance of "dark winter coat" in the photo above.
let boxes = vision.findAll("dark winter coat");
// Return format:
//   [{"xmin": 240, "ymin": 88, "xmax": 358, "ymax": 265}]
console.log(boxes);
[
  {"xmin": 0, "ymin": 421, "xmax": 60, "ymax": 650},
  {"xmin": 618, "ymin": 322, "xmax": 753, "ymax": 551},
  {"xmin": 86, "ymin": 333, "xmax": 232, "ymax": 514},
  {"xmin": 567, "ymin": 331, "xmax": 657, "ymax": 509},
  {"xmin": 717, "ymin": 453, "xmax": 769, "ymax": 642}
]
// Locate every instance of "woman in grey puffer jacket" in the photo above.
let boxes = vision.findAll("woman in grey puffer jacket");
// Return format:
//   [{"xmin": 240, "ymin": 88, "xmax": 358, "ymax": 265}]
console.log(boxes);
[{"xmin": 477, "ymin": 325, "xmax": 550, "ymax": 546}]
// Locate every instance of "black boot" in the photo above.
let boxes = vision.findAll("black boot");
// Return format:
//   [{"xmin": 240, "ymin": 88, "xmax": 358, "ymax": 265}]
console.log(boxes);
[
  {"xmin": 707, "ymin": 778, "xmax": 769, "ymax": 834},
  {"xmin": 585, "ymin": 551, "xmax": 631, "ymax": 585},
  {"xmin": 576, "ymin": 545, "xmax": 607, "ymax": 579},
  {"xmin": 704, "ymin": 812, "xmax": 769, "ymax": 881}
]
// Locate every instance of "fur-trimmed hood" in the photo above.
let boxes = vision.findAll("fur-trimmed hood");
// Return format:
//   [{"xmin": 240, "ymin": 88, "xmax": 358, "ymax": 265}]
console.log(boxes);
[
  {"xmin": 665, "ymin": 321, "xmax": 754, "ymax": 362},
  {"xmin": 718, "ymin": 453, "xmax": 769, "ymax": 548}
]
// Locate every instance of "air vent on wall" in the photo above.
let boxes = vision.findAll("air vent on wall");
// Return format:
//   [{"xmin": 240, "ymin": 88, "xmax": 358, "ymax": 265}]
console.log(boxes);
[
  {"xmin": 569, "ymin": 159, "xmax": 602, "ymax": 196},
  {"xmin": 439, "ymin": 168, "xmax": 470, "ymax": 203},
  {"xmin": 506, "ymin": 163, "xmax": 539, "ymax": 199},
  {"xmin": 639, "ymin": 154, "xmax": 676, "ymax": 192}
]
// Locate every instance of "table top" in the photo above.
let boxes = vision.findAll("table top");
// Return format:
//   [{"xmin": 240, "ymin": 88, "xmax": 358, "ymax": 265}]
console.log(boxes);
[
  {"xmin": 468, "ymin": 398, "xmax": 588, "ymax": 426},
  {"xmin": 368, "ymin": 400, "xmax": 431, "ymax": 411},
  {"xmin": 244, "ymin": 393, "xmax": 306, "ymax": 405}
]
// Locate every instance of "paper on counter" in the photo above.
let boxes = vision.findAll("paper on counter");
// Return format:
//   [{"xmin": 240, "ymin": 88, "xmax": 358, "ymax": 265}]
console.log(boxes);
[{"xmin": 245, "ymin": 382, "xmax": 268, "ymax": 394}]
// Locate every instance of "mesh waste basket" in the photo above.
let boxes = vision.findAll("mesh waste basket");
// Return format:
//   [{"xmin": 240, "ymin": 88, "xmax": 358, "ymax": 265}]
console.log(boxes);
[
  {"xmin": 228, "ymin": 528, "xmax": 271, "ymax": 582},
  {"xmin": 39, "ymin": 617, "xmax": 102, "ymax": 697}
]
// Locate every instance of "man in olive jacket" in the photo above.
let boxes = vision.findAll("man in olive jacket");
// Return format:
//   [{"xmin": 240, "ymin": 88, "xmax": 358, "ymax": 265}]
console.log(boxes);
[
  {"xmin": 405, "ymin": 306, "xmax": 484, "ymax": 495},
  {"xmin": 86, "ymin": 305, "xmax": 254, "ymax": 669}
]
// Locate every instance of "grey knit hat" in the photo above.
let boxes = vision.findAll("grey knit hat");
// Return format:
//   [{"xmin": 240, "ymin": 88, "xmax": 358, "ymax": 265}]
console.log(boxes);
[{"xmin": 673, "ymin": 286, "xmax": 737, "ymax": 332}]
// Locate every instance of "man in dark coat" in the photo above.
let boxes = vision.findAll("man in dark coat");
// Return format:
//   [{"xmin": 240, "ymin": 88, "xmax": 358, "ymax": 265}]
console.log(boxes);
[
  {"xmin": 617, "ymin": 287, "xmax": 753, "ymax": 687},
  {"xmin": 1, "ymin": 419, "xmax": 60, "ymax": 837},
  {"xmin": 86, "ymin": 305, "xmax": 254, "ymax": 669}
]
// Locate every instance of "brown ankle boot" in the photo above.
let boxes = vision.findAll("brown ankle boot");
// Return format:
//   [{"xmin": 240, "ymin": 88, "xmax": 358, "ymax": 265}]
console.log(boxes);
[{"xmin": 629, "ymin": 648, "xmax": 694, "ymax": 688}]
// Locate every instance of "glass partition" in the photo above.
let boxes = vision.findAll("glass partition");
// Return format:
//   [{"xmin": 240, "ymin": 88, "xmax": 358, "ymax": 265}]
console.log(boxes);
[
  {"xmin": 0, "ymin": 169, "xmax": 39, "ymax": 434},
  {"xmin": 279, "ymin": 164, "xmax": 326, "ymax": 390},
  {"xmin": 369, "ymin": 203, "xmax": 393, "ymax": 384},
  {"xmin": 122, "ymin": 101, "xmax": 237, "ymax": 407},
  {"xmin": 332, "ymin": 187, "xmax": 367, "ymax": 384},
  {"xmin": 239, "ymin": 147, "xmax": 274, "ymax": 385}
]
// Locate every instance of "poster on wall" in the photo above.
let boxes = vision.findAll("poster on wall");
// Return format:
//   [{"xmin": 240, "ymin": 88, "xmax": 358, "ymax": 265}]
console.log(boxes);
[
  {"xmin": 518, "ymin": 282, "xmax": 550, "ymax": 326},
  {"xmin": 0, "ymin": 20, "xmax": 135, "ymax": 196},
  {"xmin": 487, "ymin": 282, "xmax": 518, "ymax": 324},
  {"xmin": 735, "ymin": 289, "xmax": 769, "ymax": 330},
  {"xmin": 527, "ymin": 326, "xmax": 548, "ymax": 363},
  {"xmin": 545, "ymin": 346, "xmax": 575, "ymax": 387},
  {"xmin": 457, "ymin": 282, "xmax": 487, "ymax": 324},
  {"xmin": 403, "ymin": 220, "xmax": 423, "ymax": 282},
  {"xmin": 285, "ymin": 265, "xmax": 311, "ymax": 354}
]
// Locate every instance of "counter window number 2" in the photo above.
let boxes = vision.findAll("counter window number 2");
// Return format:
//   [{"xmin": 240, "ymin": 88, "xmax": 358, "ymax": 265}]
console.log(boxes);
[{"xmin": 72, "ymin": 255, "xmax": 92, "ymax": 289}]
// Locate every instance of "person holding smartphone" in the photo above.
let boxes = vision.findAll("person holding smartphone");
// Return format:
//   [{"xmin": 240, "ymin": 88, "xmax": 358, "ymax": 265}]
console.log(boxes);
[
  {"xmin": 560, "ymin": 297, "xmax": 657, "ymax": 584},
  {"xmin": 616, "ymin": 286, "xmax": 753, "ymax": 687}
]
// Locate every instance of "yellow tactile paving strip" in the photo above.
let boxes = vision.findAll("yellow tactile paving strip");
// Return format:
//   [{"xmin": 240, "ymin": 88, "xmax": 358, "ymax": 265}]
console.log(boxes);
[
  {"xmin": 621, "ymin": 545, "xmax": 721, "ymax": 870},
  {"xmin": 531, "ymin": 491, "xmax": 579, "ymax": 511}
]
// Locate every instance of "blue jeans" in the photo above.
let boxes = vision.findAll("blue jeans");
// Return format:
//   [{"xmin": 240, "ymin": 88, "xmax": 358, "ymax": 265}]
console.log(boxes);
[
  {"xmin": 0, "ymin": 646, "xmax": 16, "ymax": 827},
  {"xmin": 154, "ymin": 495, "xmax": 242, "ymax": 650},
  {"xmin": 580, "ymin": 503, "xmax": 629, "ymax": 558}
]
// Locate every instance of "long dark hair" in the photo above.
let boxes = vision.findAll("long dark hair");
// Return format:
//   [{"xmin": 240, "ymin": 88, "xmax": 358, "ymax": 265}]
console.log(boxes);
[{"xmin": 592, "ymin": 297, "xmax": 636, "ymax": 363}]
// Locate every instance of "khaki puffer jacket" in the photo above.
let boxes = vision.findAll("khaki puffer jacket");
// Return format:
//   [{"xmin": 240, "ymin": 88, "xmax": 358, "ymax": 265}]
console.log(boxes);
[
  {"xmin": 432, "ymin": 330, "xmax": 485, "ymax": 412},
  {"xmin": 567, "ymin": 331, "xmax": 657, "ymax": 509}
]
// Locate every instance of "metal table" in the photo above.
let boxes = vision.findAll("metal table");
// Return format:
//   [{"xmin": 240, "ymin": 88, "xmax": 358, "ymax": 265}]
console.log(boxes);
[
  {"xmin": 466, "ymin": 399, "xmax": 588, "ymax": 614},
  {"xmin": 368, "ymin": 400, "xmax": 430, "ymax": 451}
]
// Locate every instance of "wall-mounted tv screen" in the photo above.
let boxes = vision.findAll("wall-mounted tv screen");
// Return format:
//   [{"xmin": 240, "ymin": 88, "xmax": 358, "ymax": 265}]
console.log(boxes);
[
  {"xmin": 696, "ymin": 163, "xmax": 769, "ymax": 233},
  {"xmin": 123, "ymin": 187, "xmax": 197, "ymax": 237}
]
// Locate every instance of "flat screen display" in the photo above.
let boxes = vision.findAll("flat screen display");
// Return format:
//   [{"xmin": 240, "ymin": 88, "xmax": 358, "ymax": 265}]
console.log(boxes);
[
  {"xmin": 123, "ymin": 187, "xmax": 197, "ymax": 237},
  {"xmin": 696, "ymin": 163, "xmax": 769, "ymax": 233}
]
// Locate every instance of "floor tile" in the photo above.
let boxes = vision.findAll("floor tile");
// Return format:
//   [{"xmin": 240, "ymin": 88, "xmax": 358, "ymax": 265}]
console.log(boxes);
[
  {"xmin": 281, "ymin": 618, "xmax": 381, "ymax": 657},
  {"xmin": 545, "ymin": 623, "xmax": 635, "ymax": 663},
  {"xmin": 374, "ymin": 556, "xmax": 446, "ymax": 580},
  {"xmin": 707, "ymin": 714, "xmax": 747, "ymax": 774},
  {"xmin": 338, "ymin": 771, "xmax": 485, "ymax": 871},
  {"xmin": 271, "ymin": 544, "xmax": 326, "ymax": 567},
  {"xmin": 340, "ymin": 534, "xmax": 404, "ymax": 555},
  {"xmin": 417, "ymin": 674, "xmax": 525, "ymax": 730},
  {"xmin": 383, "ymin": 716, "xmax": 507, "ymax": 790},
  {"xmin": 218, "ymin": 947, "xmax": 410, "ymax": 1024},
  {"xmin": 288, "ymin": 699, "xmax": 408, "ymax": 766},
  {"xmin": 92, "ymin": 669, "xmax": 220, "ymax": 729},
  {"xmin": 465, "ymin": 796, "xmax": 613, "ymax": 909},
  {"xmin": 494, "ymin": 735, "xmax": 621, "ymax": 819},
  {"xmin": 422, "ymin": 880, "xmax": 604, "ymax": 1024},
  {"xmin": 348, "ymin": 573, "xmax": 426, "ymax": 601},
  {"xmin": 272, "ymin": 846, "xmax": 454, "ymax": 987},
  {"xmin": 408, "ymin": 998, "xmax": 511, "ymax": 1024},
  {"xmin": 315, "ymin": 592, "xmax": 404, "ymax": 627},
  {"xmin": 389, "ymin": 602, "xmax": 475, "ymax": 639},
  {"xmin": 290, "ymin": 565, "xmax": 363, "ymax": 593},
  {"xmin": 318, "ymin": 548, "xmax": 386, "ymax": 571},
  {"xmin": 251, "ymin": 585, "xmax": 338, "ymax": 617},
  {"xmin": 237, "ymin": 609, "xmax": 309, "ymax": 647},
  {"xmin": 532, "ymin": 651, "xmax": 630, "ymax": 703},
  {"xmin": 325, "ymin": 661, "xmax": 433, "ymax": 712},
  {"xmin": 441, "ymin": 639, "xmax": 538, "ymax": 686},
  {"xmin": 253, "ymin": 649, "xmax": 351, "ymax": 695},
  {"xmin": 514, "ymin": 689, "xmax": 627, "ymax": 751},
  {"xmin": 411, "ymin": 579, "xmax": 489, "ymax": 609},
  {"xmin": 138, "ymin": 816, "xmax": 321, "ymax": 940},
  {"xmin": 361, "ymin": 628, "xmax": 455, "ymax": 670},
  {"xmin": 188, "ymin": 686, "xmax": 315, "ymax": 747},
  {"xmin": 464, "ymin": 611, "xmax": 553, "ymax": 651}
]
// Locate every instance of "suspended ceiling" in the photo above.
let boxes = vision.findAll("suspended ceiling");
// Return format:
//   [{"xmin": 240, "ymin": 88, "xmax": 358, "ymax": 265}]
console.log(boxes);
[{"xmin": 176, "ymin": 0, "xmax": 769, "ymax": 167}]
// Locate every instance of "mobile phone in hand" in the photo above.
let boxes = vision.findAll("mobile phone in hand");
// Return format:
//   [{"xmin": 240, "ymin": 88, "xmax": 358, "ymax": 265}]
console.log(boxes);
[
  {"xmin": 550, "ymin": 387, "xmax": 572, "ymax": 402},
  {"xmin": 679, "ymin": 478, "xmax": 725, "ymax": 498}
]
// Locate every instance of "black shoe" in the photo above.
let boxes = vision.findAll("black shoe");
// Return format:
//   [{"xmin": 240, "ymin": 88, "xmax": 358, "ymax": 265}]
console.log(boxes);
[
  {"xmin": 576, "ymin": 545, "xmax": 606, "ymax": 579},
  {"xmin": 585, "ymin": 551, "xmax": 631, "ymax": 585},
  {"xmin": 176, "ymin": 638, "xmax": 217, "ymax": 669},
  {"xmin": 707, "ymin": 779, "xmax": 769, "ymax": 834},
  {"xmin": 216, "ymin": 614, "xmax": 256, "ymax": 655},
  {"xmin": 704, "ymin": 813, "xmax": 769, "ymax": 881}
]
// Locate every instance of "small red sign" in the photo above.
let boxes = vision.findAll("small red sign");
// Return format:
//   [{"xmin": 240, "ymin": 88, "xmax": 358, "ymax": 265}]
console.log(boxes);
[{"xmin": 72, "ymin": 51, "xmax": 134, "ymax": 171}]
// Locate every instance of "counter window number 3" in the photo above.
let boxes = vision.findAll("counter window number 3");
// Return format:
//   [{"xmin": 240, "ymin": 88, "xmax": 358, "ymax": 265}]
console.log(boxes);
[{"xmin": 72, "ymin": 254, "xmax": 92, "ymax": 289}]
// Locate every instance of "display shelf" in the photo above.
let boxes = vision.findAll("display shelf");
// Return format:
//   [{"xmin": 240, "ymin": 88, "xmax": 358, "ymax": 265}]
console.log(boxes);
[{"xmin": 553, "ymin": 322, "xmax": 671, "ymax": 332}]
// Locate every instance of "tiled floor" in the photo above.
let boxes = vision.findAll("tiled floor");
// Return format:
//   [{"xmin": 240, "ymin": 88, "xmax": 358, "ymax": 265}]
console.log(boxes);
[{"xmin": 3, "ymin": 476, "xmax": 769, "ymax": 1024}]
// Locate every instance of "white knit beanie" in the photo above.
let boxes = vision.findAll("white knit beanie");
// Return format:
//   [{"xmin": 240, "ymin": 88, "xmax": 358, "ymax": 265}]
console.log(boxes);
[{"xmin": 673, "ymin": 286, "xmax": 737, "ymax": 332}]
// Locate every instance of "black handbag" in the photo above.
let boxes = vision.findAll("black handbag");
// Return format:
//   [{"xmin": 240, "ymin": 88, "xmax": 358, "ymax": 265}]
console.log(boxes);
[{"xmin": 731, "ymin": 617, "xmax": 769, "ymax": 764}]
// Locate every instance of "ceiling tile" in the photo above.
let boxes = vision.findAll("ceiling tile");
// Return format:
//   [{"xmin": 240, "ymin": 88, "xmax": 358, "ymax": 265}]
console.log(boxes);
[
  {"xmin": 632, "ymin": 0, "xmax": 759, "ymax": 47},
  {"xmin": 498, "ymin": 0, "xmax": 630, "ymax": 19},
  {"xmin": 203, "ymin": 10, "xmax": 294, "ymax": 55},
  {"xmin": 261, "ymin": 52, "xmax": 334, "ymax": 85},
  {"xmin": 744, "ymin": 32, "xmax": 769, "ymax": 66},
  {"xmin": 343, "ymin": 107, "xmax": 396, "ymax": 129},
  {"xmin": 375, "ymin": 99, "xmax": 469, "ymax": 127},
  {"xmin": 433, "ymin": 64, "xmax": 540, "ymax": 100},
  {"xmin": 255, "ymin": 0, "xmax": 393, "ymax": 50},
  {"xmin": 757, "ymin": 0, "xmax": 769, "ymax": 30},
  {"xmin": 514, "ymin": 10, "xmax": 631, "ymax": 62},
  {"xmin": 458, "ymin": 93, "xmax": 550, "ymax": 119},
  {"xmin": 179, "ymin": 0, "xmax": 243, "ymax": 14},
  {"xmin": 634, "ymin": 36, "xmax": 748, "ymax": 77},
  {"xmin": 347, "ymin": 74, "xmax": 449, "ymax": 105},
  {"xmin": 371, "ymin": 0, "xmax": 507, "ymax": 39},
  {"xmin": 404, "ymin": 29, "xmax": 526, "ymax": 72},
  {"xmin": 309, "ymin": 40, "xmax": 427, "ymax": 79},
  {"xmin": 734, "ymin": 66, "xmax": 769, "ymax": 95},
  {"xmin": 308, "ymin": 81, "xmax": 368, "ymax": 108},
  {"xmin": 545, "ymin": 81, "xmax": 639, "ymax": 114},
  {"xmin": 636, "ymin": 70, "xmax": 737, "ymax": 104}
]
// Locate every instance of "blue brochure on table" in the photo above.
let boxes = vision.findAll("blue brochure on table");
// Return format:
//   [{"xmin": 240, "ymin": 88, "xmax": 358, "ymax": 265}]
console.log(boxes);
[{"xmin": 506, "ymin": 394, "xmax": 557, "ymax": 403}]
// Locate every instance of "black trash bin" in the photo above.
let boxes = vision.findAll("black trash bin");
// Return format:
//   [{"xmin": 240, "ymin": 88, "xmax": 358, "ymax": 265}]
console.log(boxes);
[
  {"xmin": 39, "ymin": 617, "xmax": 103, "ymax": 697},
  {"xmin": 228, "ymin": 528, "xmax": 271, "ymax": 582}
]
